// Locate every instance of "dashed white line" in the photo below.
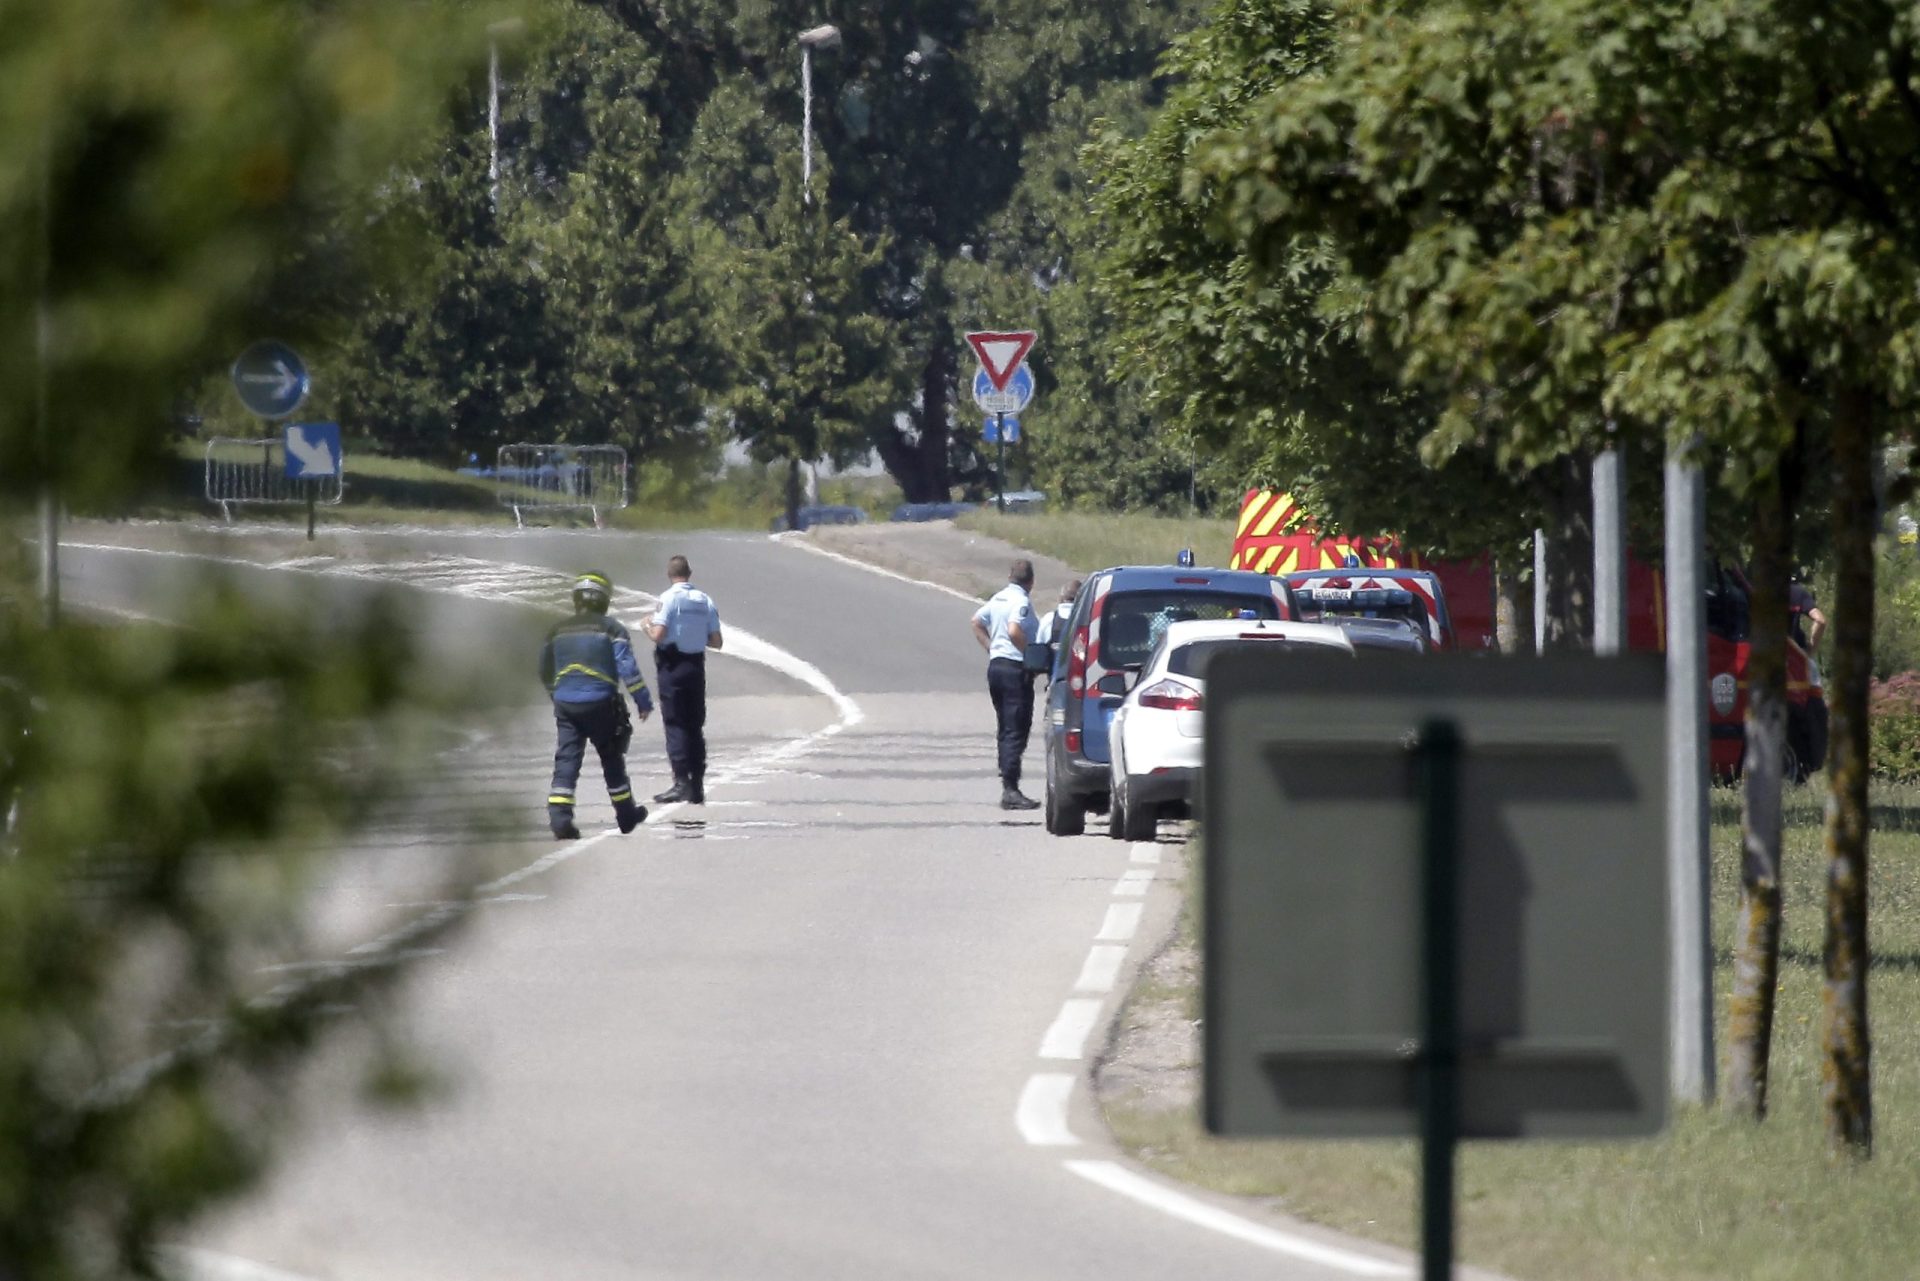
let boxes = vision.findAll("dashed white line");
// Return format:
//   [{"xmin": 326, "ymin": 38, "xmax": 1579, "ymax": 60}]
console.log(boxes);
[
  {"xmin": 1130, "ymin": 843, "xmax": 1162, "ymax": 865},
  {"xmin": 1038, "ymin": 997, "xmax": 1104, "ymax": 1060},
  {"xmin": 1115, "ymin": 868, "xmax": 1154, "ymax": 897},
  {"xmin": 1015, "ymin": 1073, "xmax": 1080, "ymax": 1146},
  {"xmin": 1094, "ymin": 902, "xmax": 1143, "ymax": 942},
  {"xmin": 1063, "ymin": 1161, "xmax": 1409, "ymax": 1277},
  {"xmin": 1072, "ymin": 944, "xmax": 1127, "ymax": 994}
]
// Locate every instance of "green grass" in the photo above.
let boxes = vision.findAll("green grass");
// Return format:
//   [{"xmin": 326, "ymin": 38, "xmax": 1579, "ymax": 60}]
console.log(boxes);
[
  {"xmin": 1108, "ymin": 781, "xmax": 1920, "ymax": 1281},
  {"xmin": 956, "ymin": 509, "xmax": 1237, "ymax": 574}
]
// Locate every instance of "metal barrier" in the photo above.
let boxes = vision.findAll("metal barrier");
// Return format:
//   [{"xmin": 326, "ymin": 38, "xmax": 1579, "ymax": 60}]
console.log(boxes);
[
  {"xmin": 495, "ymin": 443, "xmax": 629, "ymax": 528},
  {"xmin": 204, "ymin": 436, "xmax": 344, "ymax": 521}
]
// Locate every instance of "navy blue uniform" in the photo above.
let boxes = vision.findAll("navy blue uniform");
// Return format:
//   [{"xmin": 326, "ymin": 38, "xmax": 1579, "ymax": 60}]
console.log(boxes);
[
  {"xmin": 652, "ymin": 581, "xmax": 720, "ymax": 792},
  {"xmin": 540, "ymin": 610, "xmax": 652, "ymax": 834}
]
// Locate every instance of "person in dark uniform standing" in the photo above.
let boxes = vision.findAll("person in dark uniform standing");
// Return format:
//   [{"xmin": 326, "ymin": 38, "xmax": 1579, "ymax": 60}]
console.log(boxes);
[
  {"xmin": 971, "ymin": 559, "xmax": 1041, "ymax": 810},
  {"xmin": 540, "ymin": 570, "xmax": 652, "ymax": 840},
  {"xmin": 646, "ymin": 554, "xmax": 723, "ymax": 805}
]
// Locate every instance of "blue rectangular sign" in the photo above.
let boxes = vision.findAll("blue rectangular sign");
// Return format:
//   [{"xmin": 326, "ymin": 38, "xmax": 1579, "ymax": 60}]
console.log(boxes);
[{"xmin": 283, "ymin": 422, "xmax": 342, "ymax": 479}]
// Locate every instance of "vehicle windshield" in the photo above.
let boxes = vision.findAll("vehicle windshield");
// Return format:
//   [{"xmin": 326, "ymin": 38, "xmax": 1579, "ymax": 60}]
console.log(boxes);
[
  {"xmin": 1098, "ymin": 591, "xmax": 1279, "ymax": 669},
  {"xmin": 1335, "ymin": 617, "xmax": 1427, "ymax": 653},
  {"xmin": 1289, "ymin": 583, "xmax": 1431, "ymax": 633},
  {"xmin": 1166, "ymin": 637, "xmax": 1308, "ymax": 679}
]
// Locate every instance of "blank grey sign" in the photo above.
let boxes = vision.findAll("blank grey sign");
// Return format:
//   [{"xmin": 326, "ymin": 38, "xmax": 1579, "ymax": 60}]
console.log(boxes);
[{"xmin": 1203, "ymin": 652, "xmax": 1668, "ymax": 1139}]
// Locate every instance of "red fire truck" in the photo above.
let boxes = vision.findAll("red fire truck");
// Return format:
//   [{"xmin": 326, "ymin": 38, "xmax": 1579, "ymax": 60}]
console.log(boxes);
[{"xmin": 1230, "ymin": 489, "xmax": 1827, "ymax": 779}]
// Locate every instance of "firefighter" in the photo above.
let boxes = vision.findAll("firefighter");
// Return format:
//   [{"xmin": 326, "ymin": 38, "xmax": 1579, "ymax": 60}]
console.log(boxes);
[{"xmin": 540, "ymin": 570, "xmax": 652, "ymax": 840}]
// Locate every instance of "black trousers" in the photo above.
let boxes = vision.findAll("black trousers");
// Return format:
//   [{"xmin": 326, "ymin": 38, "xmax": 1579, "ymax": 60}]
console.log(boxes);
[
  {"xmin": 655, "ymin": 647, "xmax": 708, "ymax": 782},
  {"xmin": 987, "ymin": 657, "xmax": 1035, "ymax": 788},
  {"xmin": 549, "ymin": 697, "xmax": 636, "ymax": 826}
]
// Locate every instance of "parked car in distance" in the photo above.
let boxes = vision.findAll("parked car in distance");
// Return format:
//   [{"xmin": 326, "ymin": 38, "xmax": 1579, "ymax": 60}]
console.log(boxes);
[
  {"xmin": 770, "ymin": 504, "xmax": 869, "ymax": 533},
  {"xmin": 1104, "ymin": 619, "xmax": 1353, "ymax": 841},
  {"xmin": 1283, "ymin": 567, "xmax": 1456, "ymax": 649},
  {"xmin": 1041, "ymin": 564, "xmax": 1293, "ymax": 837},
  {"xmin": 890, "ymin": 501, "xmax": 980, "ymax": 522},
  {"xmin": 998, "ymin": 489, "xmax": 1048, "ymax": 513}
]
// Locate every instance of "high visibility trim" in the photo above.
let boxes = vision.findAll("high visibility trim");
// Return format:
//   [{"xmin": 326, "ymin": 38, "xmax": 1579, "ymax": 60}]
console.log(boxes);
[
  {"xmin": 609, "ymin": 789, "xmax": 633, "ymax": 803},
  {"xmin": 625, "ymin": 679, "xmax": 648, "ymax": 694},
  {"xmin": 555, "ymin": 663, "xmax": 616, "ymax": 684},
  {"xmin": 548, "ymin": 795, "xmax": 575, "ymax": 806},
  {"xmin": 1236, "ymin": 490, "xmax": 1272, "ymax": 538},
  {"xmin": 1249, "ymin": 495, "xmax": 1292, "ymax": 540}
]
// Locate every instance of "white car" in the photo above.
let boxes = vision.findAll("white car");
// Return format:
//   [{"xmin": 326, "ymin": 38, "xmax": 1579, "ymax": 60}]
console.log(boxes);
[{"xmin": 1105, "ymin": 618, "xmax": 1354, "ymax": 841}]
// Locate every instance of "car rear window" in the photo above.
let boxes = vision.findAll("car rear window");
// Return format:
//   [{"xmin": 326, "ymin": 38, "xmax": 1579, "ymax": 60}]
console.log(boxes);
[
  {"xmin": 1099, "ymin": 591, "xmax": 1278, "ymax": 669},
  {"xmin": 1166, "ymin": 637, "xmax": 1307, "ymax": 679}
]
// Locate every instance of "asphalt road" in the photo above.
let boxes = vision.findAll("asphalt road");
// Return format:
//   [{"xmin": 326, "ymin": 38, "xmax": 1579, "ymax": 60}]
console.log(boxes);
[{"xmin": 61, "ymin": 526, "xmax": 1416, "ymax": 1281}]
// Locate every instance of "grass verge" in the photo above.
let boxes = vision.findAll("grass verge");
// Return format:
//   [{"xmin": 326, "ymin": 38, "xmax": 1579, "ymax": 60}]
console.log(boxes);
[
  {"xmin": 1103, "ymin": 782, "xmax": 1920, "ymax": 1281},
  {"xmin": 957, "ymin": 510, "xmax": 1237, "ymax": 573}
]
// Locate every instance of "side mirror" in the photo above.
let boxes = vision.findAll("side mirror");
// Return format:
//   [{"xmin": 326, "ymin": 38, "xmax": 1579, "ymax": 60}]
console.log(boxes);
[{"xmin": 1096, "ymin": 672, "xmax": 1131, "ymax": 697}]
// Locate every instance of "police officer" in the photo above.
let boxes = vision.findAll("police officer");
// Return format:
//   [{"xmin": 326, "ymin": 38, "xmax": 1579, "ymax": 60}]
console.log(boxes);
[
  {"xmin": 1033, "ymin": 578, "xmax": 1082, "ymax": 651},
  {"xmin": 971, "ymin": 559, "xmax": 1042, "ymax": 810},
  {"xmin": 540, "ymin": 570, "xmax": 651, "ymax": 840},
  {"xmin": 646, "ymin": 554, "xmax": 723, "ymax": 805}
]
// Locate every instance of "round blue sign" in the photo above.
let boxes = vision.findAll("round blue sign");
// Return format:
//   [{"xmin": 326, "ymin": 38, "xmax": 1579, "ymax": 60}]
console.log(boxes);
[
  {"xmin": 971, "ymin": 363, "xmax": 1034, "ymax": 415},
  {"xmin": 231, "ymin": 340, "xmax": 310, "ymax": 420}
]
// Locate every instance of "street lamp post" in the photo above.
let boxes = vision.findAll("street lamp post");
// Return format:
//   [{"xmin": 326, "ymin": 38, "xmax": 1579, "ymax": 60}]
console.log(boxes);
[
  {"xmin": 798, "ymin": 24, "xmax": 841, "ymax": 205},
  {"xmin": 487, "ymin": 18, "xmax": 526, "ymax": 211}
]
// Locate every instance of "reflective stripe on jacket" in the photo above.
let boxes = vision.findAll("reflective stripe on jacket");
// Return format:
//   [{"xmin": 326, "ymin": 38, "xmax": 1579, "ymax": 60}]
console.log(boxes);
[{"xmin": 540, "ymin": 611, "xmax": 651, "ymax": 708}]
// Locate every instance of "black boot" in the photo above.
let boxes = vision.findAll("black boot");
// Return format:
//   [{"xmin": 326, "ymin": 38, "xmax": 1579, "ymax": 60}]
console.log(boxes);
[
  {"xmin": 653, "ymin": 777, "xmax": 689, "ymax": 804},
  {"xmin": 615, "ymin": 799, "xmax": 648, "ymax": 834},
  {"xmin": 687, "ymin": 776, "xmax": 705, "ymax": 805},
  {"xmin": 550, "ymin": 809, "xmax": 581, "ymax": 840},
  {"xmin": 1000, "ymin": 785, "xmax": 1040, "ymax": 811}
]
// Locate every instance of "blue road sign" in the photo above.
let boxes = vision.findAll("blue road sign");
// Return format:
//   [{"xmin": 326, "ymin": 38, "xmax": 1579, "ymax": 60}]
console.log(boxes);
[
  {"xmin": 232, "ymin": 340, "xmax": 310, "ymax": 419},
  {"xmin": 283, "ymin": 422, "xmax": 342, "ymax": 479},
  {"xmin": 983, "ymin": 414, "xmax": 1024, "ymax": 444},
  {"xmin": 971, "ymin": 362, "xmax": 1034, "ymax": 415}
]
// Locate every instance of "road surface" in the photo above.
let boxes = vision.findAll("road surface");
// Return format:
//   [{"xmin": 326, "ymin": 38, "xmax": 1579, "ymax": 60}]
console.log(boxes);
[{"xmin": 63, "ymin": 525, "xmax": 1418, "ymax": 1281}]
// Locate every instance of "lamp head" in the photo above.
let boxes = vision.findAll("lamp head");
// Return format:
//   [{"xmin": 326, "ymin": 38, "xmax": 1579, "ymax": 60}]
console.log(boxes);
[{"xmin": 798, "ymin": 24, "xmax": 842, "ymax": 48}]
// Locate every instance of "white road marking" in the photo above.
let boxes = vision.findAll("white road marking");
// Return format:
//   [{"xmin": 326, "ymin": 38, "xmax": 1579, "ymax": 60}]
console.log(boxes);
[
  {"xmin": 1115, "ymin": 868, "xmax": 1154, "ymax": 897},
  {"xmin": 73, "ymin": 539, "xmax": 866, "ymax": 1109},
  {"xmin": 166, "ymin": 1246, "xmax": 320, "ymax": 1281},
  {"xmin": 1072, "ymin": 944, "xmax": 1127, "ymax": 994},
  {"xmin": 1038, "ymin": 997, "xmax": 1104, "ymax": 1060},
  {"xmin": 1094, "ymin": 902, "xmax": 1143, "ymax": 942},
  {"xmin": 1063, "ymin": 1161, "xmax": 1409, "ymax": 1277},
  {"xmin": 774, "ymin": 531, "xmax": 984, "ymax": 603},
  {"xmin": 1130, "ymin": 842, "xmax": 1161, "ymax": 864},
  {"xmin": 1015, "ymin": 1073, "xmax": 1079, "ymax": 1146}
]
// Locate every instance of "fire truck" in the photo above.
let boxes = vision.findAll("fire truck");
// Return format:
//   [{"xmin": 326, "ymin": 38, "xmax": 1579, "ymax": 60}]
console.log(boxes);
[{"xmin": 1230, "ymin": 488, "xmax": 1828, "ymax": 780}]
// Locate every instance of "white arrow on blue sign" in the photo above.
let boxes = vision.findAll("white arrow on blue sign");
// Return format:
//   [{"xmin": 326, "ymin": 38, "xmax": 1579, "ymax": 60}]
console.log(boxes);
[
  {"xmin": 232, "ymin": 340, "xmax": 310, "ymax": 420},
  {"xmin": 283, "ymin": 422, "xmax": 342, "ymax": 479},
  {"xmin": 983, "ymin": 415, "xmax": 1022, "ymax": 444},
  {"xmin": 971, "ymin": 362, "xmax": 1033, "ymax": 415}
]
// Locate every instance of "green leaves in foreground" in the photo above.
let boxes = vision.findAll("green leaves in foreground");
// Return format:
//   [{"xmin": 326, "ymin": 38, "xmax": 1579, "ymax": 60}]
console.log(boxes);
[{"xmin": 0, "ymin": 573, "xmax": 474, "ymax": 1280}]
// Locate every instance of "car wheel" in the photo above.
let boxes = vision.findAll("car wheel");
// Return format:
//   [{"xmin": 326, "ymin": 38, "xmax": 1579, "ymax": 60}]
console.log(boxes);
[
  {"xmin": 1120, "ymin": 775, "xmax": 1158, "ymax": 842},
  {"xmin": 1048, "ymin": 769, "xmax": 1085, "ymax": 837}
]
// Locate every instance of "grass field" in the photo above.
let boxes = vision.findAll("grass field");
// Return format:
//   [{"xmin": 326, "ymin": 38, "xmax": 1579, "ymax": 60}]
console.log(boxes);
[
  {"xmin": 1104, "ymin": 782, "xmax": 1920, "ymax": 1281},
  {"xmin": 957, "ymin": 510, "xmax": 1238, "ymax": 573}
]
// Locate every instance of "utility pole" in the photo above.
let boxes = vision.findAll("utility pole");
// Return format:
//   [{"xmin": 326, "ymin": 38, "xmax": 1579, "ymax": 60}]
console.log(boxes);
[
  {"xmin": 36, "ymin": 119, "xmax": 57, "ymax": 626},
  {"xmin": 1665, "ymin": 450, "xmax": 1714, "ymax": 1103},
  {"xmin": 1594, "ymin": 447, "xmax": 1626, "ymax": 654}
]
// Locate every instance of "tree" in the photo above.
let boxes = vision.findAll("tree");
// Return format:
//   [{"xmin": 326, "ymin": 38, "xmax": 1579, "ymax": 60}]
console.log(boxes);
[
  {"xmin": 710, "ymin": 157, "xmax": 894, "ymax": 531},
  {"xmin": 1194, "ymin": 0, "xmax": 1920, "ymax": 1153},
  {"xmin": 0, "ymin": 1, "xmax": 498, "ymax": 1271}
]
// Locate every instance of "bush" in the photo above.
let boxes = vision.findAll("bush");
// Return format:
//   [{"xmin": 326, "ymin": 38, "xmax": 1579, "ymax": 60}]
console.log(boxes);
[{"xmin": 1870, "ymin": 672, "xmax": 1920, "ymax": 782}]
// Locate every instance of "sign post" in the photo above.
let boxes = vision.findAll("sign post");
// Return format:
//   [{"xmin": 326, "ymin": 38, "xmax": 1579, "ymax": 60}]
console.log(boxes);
[
  {"xmin": 1205, "ymin": 653, "xmax": 1670, "ymax": 1280},
  {"xmin": 282, "ymin": 421, "xmax": 341, "ymax": 541},
  {"xmin": 967, "ymin": 330, "xmax": 1036, "ymax": 513}
]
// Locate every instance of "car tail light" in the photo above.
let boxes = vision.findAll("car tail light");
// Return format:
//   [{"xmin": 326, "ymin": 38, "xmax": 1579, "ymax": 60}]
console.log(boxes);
[
  {"xmin": 1137, "ymin": 679, "xmax": 1203, "ymax": 711},
  {"xmin": 1066, "ymin": 729, "xmax": 1082, "ymax": 752},
  {"xmin": 1067, "ymin": 624, "xmax": 1090, "ymax": 696}
]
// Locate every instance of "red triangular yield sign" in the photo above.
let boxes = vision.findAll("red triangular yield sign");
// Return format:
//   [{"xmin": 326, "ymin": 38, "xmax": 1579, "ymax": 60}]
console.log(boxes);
[{"xmin": 966, "ymin": 330, "xmax": 1037, "ymax": 392}]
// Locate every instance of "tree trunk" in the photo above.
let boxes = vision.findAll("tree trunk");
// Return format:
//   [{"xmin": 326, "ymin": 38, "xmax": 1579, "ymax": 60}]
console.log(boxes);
[
  {"xmin": 1726, "ymin": 460, "xmax": 1794, "ymax": 1118},
  {"xmin": 1821, "ymin": 383, "xmax": 1875, "ymax": 1158},
  {"xmin": 784, "ymin": 456, "xmax": 802, "ymax": 534},
  {"xmin": 871, "ymin": 328, "xmax": 957, "ymax": 504},
  {"xmin": 1495, "ymin": 554, "xmax": 1531, "ymax": 655},
  {"xmin": 1540, "ymin": 457, "xmax": 1595, "ymax": 650}
]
